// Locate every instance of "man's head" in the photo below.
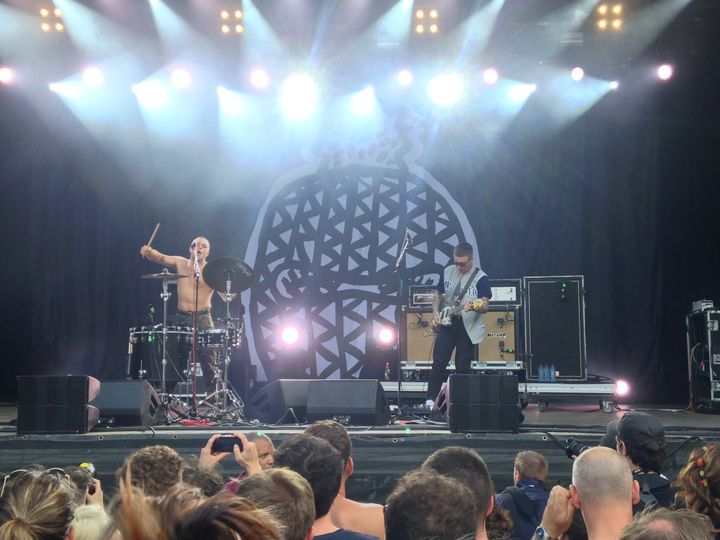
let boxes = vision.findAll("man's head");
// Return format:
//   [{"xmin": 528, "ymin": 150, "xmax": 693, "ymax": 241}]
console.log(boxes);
[
  {"xmin": 247, "ymin": 432, "xmax": 275, "ymax": 470},
  {"xmin": 571, "ymin": 446, "xmax": 639, "ymax": 510},
  {"xmin": 620, "ymin": 507, "xmax": 713, "ymax": 540},
  {"xmin": 421, "ymin": 446, "xmax": 494, "ymax": 526},
  {"xmin": 616, "ymin": 412, "xmax": 667, "ymax": 473},
  {"xmin": 304, "ymin": 420, "xmax": 353, "ymax": 478},
  {"xmin": 116, "ymin": 444, "xmax": 185, "ymax": 497},
  {"xmin": 514, "ymin": 450, "xmax": 549, "ymax": 482},
  {"xmin": 235, "ymin": 468, "xmax": 315, "ymax": 540},
  {"xmin": 273, "ymin": 433, "xmax": 342, "ymax": 520},
  {"xmin": 190, "ymin": 236, "xmax": 210, "ymax": 263},
  {"xmin": 385, "ymin": 470, "xmax": 477, "ymax": 540},
  {"xmin": 453, "ymin": 242, "xmax": 474, "ymax": 275}
]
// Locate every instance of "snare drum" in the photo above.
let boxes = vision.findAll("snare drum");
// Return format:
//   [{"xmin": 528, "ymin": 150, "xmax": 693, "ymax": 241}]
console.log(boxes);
[
  {"xmin": 127, "ymin": 326, "xmax": 193, "ymax": 384},
  {"xmin": 200, "ymin": 328, "xmax": 242, "ymax": 350}
]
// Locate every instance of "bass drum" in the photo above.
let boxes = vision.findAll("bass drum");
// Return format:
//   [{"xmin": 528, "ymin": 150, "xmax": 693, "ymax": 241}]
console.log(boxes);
[{"xmin": 127, "ymin": 326, "xmax": 193, "ymax": 388}]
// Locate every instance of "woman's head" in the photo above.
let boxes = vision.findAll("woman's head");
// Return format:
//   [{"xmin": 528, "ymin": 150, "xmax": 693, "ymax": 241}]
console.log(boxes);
[{"xmin": 674, "ymin": 444, "xmax": 720, "ymax": 528}]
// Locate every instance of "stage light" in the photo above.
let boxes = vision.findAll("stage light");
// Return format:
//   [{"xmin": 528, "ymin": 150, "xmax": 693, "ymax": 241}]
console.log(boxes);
[
  {"xmin": 217, "ymin": 86, "xmax": 245, "ymax": 116},
  {"xmin": 280, "ymin": 73, "xmax": 318, "ymax": 121},
  {"xmin": 55, "ymin": 22, "xmax": 64, "ymax": 32},
  {"xmin": 429, "ymin": 23, "xmax": 438, "ymax": 33},
  {"xmin": 397, "ymin": 69, "xmax": 414, "ymax": 86},
  {"xmin": 280, "ymin": 326, "xmax": 300, "ymax": 346},
  {"xmin": 82, "ymin": 67, "xmax": 104, "ymax": 87},
  {"xmin": 415, "ymin": 24, "xmax": 424, "ymax": 34},
  {"xmin": 377, "ymin": 327, "xmax": 396, "ymax": 347},
  {"xmin": 250, "ymin": 68, "xmax": 270, "ymax": 89},
  {"xmin": 39, "ymin": 5, "xmax": 64, "ymax": 33},
  {"xmin": 49, "ymin": 82, "xmax": 82, "ymax": 98},
  {"xmin": 349, "ymin": 86, "xmax": 376, "ymax": 116},
  {"xmin": 570, "ymin": 67, "xmax": 585, "ymax": 82},
  {"xmin": 235, "ymin": 24, "xmax": 244, "ymax": 33},
  {"xmin": 0, "ymin": 67, "xmax": 15, "ymax": 85},
  {"xmin": 482, "ymin": 68, "xmax": 499, "ymax": 85},
  {"xmin": 657, "ymin": 64, "xmax": 673, "ymax": 81},
  {"xmin": 612, "ymin": 4, "xmax": 622, "ymax": 14},
  {"xmin": 609, "ymin": 80, "xmax": 619, "ymax": 90},
  {"xmin": 597, "ymin": 4, "xmax": 608, "ymax": 15},
  {"xmin": 41, "ymin": 22, "xmax": 51, "ymax": 32},
  {"xmin": 220, "ymin": 6, "xmax": 243, "ymax": 35},
  {"xmin": 597, "ymin": 19, "xmax": 608, "ymax": 30},
  {"xmin": 132, "ymin": 81, "xmax": 169, "ymax": 110},
  {"xmin": 221, "ymin": 10, "xmax": 230, "ymax": 20},
  {"xmin": 221, "ymin": 25, "xmax": 230, "ymax": 34},
  {"xmin": 234, "ymin": 10, "xmax": 243, "ymax": 19},
  {"xmin": 427, "ymin": 74, "xmax": 464, "ymax": 107},
  {"xmin": 414, "ymin": 6, "xmax": 439, "ymax": 35},
  {"xmin": 171, "ymin": 68, "xmax": 192, "ymax": 89},
  {"xmin": 416, "ymin": 9, "xmax": 425, "ymax": 19},
  {"xmin": 508, "ymin": 83, "xmax": 536, "ymax": 102},
  {"xmin": 429, "ymin": 9, "xmax": 438, "ymax": 19},
  {"xmin": 611, "ymin": 19, "xmax": 622, "ymax": 30},
  {"xmin": 615, "ymin": 379, "xmax": 630, "ymax": 397},
  {"xmin": 40, "ymin": 8, "xmax": 49, "ymax": 17}
]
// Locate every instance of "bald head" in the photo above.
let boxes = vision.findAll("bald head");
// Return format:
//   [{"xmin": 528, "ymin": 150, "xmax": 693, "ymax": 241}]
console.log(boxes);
[{"xmin": 572, "ymin": 447, "xmax": 633, "ymax": 505}]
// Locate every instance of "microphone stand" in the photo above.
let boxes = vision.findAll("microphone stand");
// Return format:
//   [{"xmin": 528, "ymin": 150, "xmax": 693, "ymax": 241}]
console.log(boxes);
[
  {"xmin": 393, "ymin": 231, "xmax": 412, "ymax": 417},
  {"xmin": 191, "ymin": 252, "xmax": 201, "ymax": 419}
]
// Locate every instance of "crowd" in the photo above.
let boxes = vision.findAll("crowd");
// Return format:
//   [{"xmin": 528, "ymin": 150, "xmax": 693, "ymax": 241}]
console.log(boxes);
[{"xmin": 0, "ymin": 410, "xmax": 718, "ymax": 540}]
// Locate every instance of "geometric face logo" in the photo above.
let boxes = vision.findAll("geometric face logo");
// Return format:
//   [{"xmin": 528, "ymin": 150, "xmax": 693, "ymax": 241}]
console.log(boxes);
[{"xmin": 243, "ymin": 121, "xmax": 477, "ymax": 379}]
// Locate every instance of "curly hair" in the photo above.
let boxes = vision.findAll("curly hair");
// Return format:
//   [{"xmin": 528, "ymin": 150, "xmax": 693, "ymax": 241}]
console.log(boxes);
[
  {"xmin": 673, "ymin": 444, "xmax": 720, "ymax": 529},
  {"xmin": 116, "ymin": 445, "xmax": 186, "ymax": 497},
  {"xmin": 620, "ymin": 506, "xmax": 713, "ymax": 540}
]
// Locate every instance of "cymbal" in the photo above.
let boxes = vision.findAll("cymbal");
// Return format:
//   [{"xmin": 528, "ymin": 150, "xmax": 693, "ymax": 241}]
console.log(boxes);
[
  {"xmin": 203, "ymin": 257, "xmax": 254, "ymax": 294},
  {"xmin": 141, "ymin": 270, "xmax": 189, "ymax": 280}
]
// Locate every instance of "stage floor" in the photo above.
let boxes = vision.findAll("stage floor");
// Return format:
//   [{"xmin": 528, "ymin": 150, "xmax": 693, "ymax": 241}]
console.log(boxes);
[{"xmin": 0, "ymin": 403, "xmax": 717, "ymax": 503}]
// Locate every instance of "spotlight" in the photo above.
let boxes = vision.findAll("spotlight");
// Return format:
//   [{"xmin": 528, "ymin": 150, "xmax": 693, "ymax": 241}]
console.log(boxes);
[
  {"xmin": 250, "ymin": 68, "xmax": 270, "ymax": 89},
  {"xmin": 612, "ymin": 4, "xmax": 622, "ymax": 14},
  {"xmin": 221, "ymin": 25, "xmax": 230, "ymax": 34},
  {"xmin": 280, "ymin": 326, "xmax": 300, "ymax": 346},
  {"xmin": 55, "ymin": 22, "xmax": 64, "ymax": 32},
  {"xmin": 570, "ymin": 67, "xmax": 585, "ymax": 82},
  {"xmin": 280, "ymin": 73, "xmax": 318, "ymax": 121},
  {"xmin": 415, "ymin": 24, "xmax": 424, "ymax": 34},
  {"xmin": 597, "ymin": 19, "xmax": 608, "ymax": 30},
  {"xmin": 132, "ymin": 81, "xmax": 169, "ymax": 110},
  {"xmin": 615, "ymin": 379, "xmax": 630, "ymax": 397},
  {"xmin": 609, "ymin": 80, "xmax": 619, "ymax": 90},
  {"xmin": 40, "ymin": 8, "xmax": 49, "ymax": 17},
  {"xmin": 217, "ymin": 86, "xmax": 245, "ymax": 116},
  {"xmin": 397, "ymin": 69, "xmax": 414, "ymax": 86},
  {"xmin": 429, "ymin": 9, "xmax": 438, "ymax": 19},
  {"xmin": 0, "ymin": 67, "xmax": 15, "ymax": 85},
  {"xmin": 482, "ymin": 68, "xmax": 499, "ymax": 85},
  {"xmin": 220, "ymin": 6, "xmax": 243, "ymax": 35},
  {"xmin": 82, "ymin": 67, "xmax": 104, "ymax": 87},
  {"xmin": 39, "ymin": 5, "xmax": 64, "ymax": 33},
  {"xmin": 221, "ymin": 10, "xmax": 229, "ymax": 20},
  {"xmin": 234, "ymin": 9, "xmax": 243, "ymax": 19},
  {"xmin": 235, "ymin": 24, "xmax": 244, "ymax": 34},
  {"xmin": 48, "ymin": 82, "xmax": 82, "ymax": 98},
  {"xmin": 597, "ymin": 4, "xmax": 608, "ymax": 15},
  {"xmin": 611, "ymin": 19, "xmax": 622, "ymax": 30},
  {"xmin": 416, "ymin": 9, "xmax": 425, "ymax": 19},
  {"xmin": 427, "ymin": 74, "xmax": 464, "ymax": 107},
  {"xmin": 54, "ymin": 8, "xmax": 62, "ymax": 17},
  {"xmin": 508, "ymin": 83, "xmax": 536, "ymax": 102},
  {"xmin": 349, "ymin": 86, "xmax": 376, "ymax": 116},
  {"xmin": 171, "ymin": 68, "xmax": 192, "ymax": 89},
  {"xmin": 41, "ymin": 22, "xmax": 51, "ymax": 32},
  {"xmin": 414, "ymin": 6, "xmax": 439, "ymax": 36},
  {"xmin": 656, "ymin": 64, "xmax": 673, "ymax": 81},
  {"xmin": 376, "ymin": 327, "xmax": 396, "ymax": 347},
  {"xmin": 429, "ymin": 23, "xmax": 438, "ymax": 33}
]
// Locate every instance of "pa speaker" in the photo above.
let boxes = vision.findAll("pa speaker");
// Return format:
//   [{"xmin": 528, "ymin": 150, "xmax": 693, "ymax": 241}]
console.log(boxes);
[
  {"xmin": 524, "ymin": 276, "xmax": 587, "ymax": 380},
  {"xmin": 448, "ymin": 404, "xmax": 520, "ymax": 433},
  {"xmin": 306, "ymin": 379, "xmax": 390, "ymax": 426},
  {"xmin": 447, "ymin": 374, "xmax": 518, "ymax": 405},
  {"xmin": 93, "ymin": 380, "xmax": 161, "ymax": 426},
  {"xmin": 247, "ymin": 379, "xmax": 310, "ymax": 424},
  {"xmin": 17, "ymin": 375, "xmax": 100, "ymax": 406},
  {"xmin": 17, "ymin": 405, "xmax": 99, "ymax": 435}
]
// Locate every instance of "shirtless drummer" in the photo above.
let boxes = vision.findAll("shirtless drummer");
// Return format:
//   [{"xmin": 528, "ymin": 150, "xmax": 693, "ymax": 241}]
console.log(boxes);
[{"xmin": 140, "ymin": 236, "xmax": 230, "ymax": 330}]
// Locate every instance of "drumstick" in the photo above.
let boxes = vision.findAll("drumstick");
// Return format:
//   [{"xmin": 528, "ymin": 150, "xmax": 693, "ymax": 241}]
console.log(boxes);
[{"xmin": 144, "ymin": 223, "xmax": 160, "ymax": 259}]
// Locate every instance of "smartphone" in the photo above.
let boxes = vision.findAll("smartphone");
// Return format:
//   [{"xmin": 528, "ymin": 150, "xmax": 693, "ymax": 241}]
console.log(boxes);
[{"xmin": 211, "ymin": 436, "xmax": 243, "ymax": 453}]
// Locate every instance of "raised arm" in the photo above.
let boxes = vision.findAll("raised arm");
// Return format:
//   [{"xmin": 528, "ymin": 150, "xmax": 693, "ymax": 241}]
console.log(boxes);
[{"xmin": 140, "ymin": 245, "xmax": 183, "ymax": 268}]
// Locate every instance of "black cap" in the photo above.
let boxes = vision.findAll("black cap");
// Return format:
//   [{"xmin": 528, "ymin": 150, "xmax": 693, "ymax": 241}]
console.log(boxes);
[{"xmin": 617, "ymin": 412, "xmax": 665, "ymax": 450}]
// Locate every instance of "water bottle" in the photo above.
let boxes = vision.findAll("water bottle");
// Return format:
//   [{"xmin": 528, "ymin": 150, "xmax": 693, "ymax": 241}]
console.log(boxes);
[
  {"xmin": 384, "ymin": 362, "xmax": 391, "ymax": 381},
  {"xmin": 549, "ymin": 364, "xmax": 556, "ymax": 382}
]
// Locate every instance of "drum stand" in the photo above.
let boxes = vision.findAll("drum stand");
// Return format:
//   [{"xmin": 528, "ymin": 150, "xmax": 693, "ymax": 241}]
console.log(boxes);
[{"xmin": 198, "ymin": 277, "xmax": 247, "ymax": 422}]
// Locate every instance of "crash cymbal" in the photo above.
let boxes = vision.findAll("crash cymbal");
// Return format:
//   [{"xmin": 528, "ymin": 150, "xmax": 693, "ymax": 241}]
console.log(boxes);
[
  {"xmin": 141, "ymin": 269, "xmax": 190, "ymax": 280},
  {"xmin": 202, "ymin": 257, "xmax": 254, "ymax": 294}
]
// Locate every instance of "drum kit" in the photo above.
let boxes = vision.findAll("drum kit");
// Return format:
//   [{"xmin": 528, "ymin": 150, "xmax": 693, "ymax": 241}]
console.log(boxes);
[{"xmin": 128, "ymin": 257, "xmax": 254, "ymax": 424}]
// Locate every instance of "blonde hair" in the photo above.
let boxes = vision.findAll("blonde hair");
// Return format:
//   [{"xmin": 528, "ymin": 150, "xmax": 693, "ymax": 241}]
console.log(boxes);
[{"xmin": 73, "ymin": 505, "xmax": 110, "ymax": 540}]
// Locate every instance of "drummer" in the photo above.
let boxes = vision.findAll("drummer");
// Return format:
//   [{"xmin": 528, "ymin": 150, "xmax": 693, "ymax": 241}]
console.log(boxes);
[{"xmin": 140, "ymin": 236, "xmax": 233, "ymax": 330}]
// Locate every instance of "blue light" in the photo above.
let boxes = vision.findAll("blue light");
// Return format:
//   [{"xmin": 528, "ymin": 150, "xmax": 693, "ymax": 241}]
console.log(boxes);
[
  {"xmin": 427, "ymin": 74, "xmax": 464, "ymax": 107},
  {"xmin": 349, "ymin": 86, "xmax": 376, "ymax": 116},
  {"xmin": 217, "ymin": 86, "xmax": 245, "ymax": 117},
  {"xmin": 132, "ymin": 80, "xmax": 169, "ymax": 110},
  {"xmin": 280, "ymin": 73, "xmax": 318, "ymax": 121}
]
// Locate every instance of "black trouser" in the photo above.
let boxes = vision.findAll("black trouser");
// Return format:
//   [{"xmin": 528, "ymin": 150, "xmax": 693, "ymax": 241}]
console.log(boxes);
[
  {"xmin": 427, "ymin": 317, "xmax": 475, "ymax": 401},
  {"xmin": 175, "ymin": 311, "xmax": 214, "ymax": 393}
]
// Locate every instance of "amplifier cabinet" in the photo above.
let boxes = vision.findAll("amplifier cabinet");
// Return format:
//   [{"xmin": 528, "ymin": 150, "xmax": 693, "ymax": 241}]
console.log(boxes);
[
  {"xmin": 401, "ymin": 306, "xmax": 519, "ymax": 364},
  {"xmin": 523, "ymin": 276, "xmax": 587, "ymax": 380},
  {"xmin": 687, "ymin": 309, "xmax": 720, "ymax": 406}
]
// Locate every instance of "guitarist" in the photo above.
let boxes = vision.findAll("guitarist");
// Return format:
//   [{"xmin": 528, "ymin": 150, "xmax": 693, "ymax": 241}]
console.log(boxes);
[{"xmin": 425, "ymin": 242, "xmax": 492, "ymax": 410}]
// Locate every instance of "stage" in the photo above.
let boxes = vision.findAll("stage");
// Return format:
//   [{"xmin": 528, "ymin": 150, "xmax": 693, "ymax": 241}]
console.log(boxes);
[{"xmin": 0, "ymin": 403, "xmax": 717, "ymax": 503}]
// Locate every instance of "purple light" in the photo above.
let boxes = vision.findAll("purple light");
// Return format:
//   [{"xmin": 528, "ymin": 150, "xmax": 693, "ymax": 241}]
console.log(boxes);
[
  {"xmin": 280, "ymin": 326, "xmax": 300, "ymax": 346},
  {"xmin": 0, "ymin": 67, "xmax": 14, "ymax": 85},
  {"xmin": 250, "ymin": 68, "xmax": 270, "ymax": 89},
  {"xmin": 377, "ymin": 327, "xmax": 395, "ymax": 346},
  {"xmin": 656, "ymin": 64, "xmax": 673, "ymax": 81},
  {"xmin": 482, "ymin": 68, "xmax": 499, "ymax": 85},
  {"xmin": 615, "ymin": 379, "xmax": 630, "ymax": 397}
]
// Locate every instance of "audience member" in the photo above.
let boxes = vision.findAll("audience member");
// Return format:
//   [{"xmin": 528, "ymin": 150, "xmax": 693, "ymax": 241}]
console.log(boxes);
[
  {"xmin": 485, "ymin": 505, "xmax": 513, "ymax": 540},
  {"xmin": 73, "ymin": 504, "xmax": 110, "ymax": 540},
  {"xmin": 274, "ymin": 433, "xmax": 378, "ymax": 540},
  {"xmin": 673, "ymin": 444, "xmax": 720, "ymax": 537},
  {"xmin": 235, "ymin": 468, "xmax": 315, "ymax": 540},
  {"xmin": 182, "ymin": 465, "xmax": 226, "ymax": 497},
  {"xmin": 305, "ymin": 420, "xmax": 385, "ymax": 539},
  {"xmin": 620, "ymin": 506, "xmax": 714, "ymax": 540},
  {"xmin": 421, "ymin": 446, "xmax": 494, "ymax": 540},
  {"xmin": 615, "ymin": 412, "xmax": 674, "ymax": 512},
  {"xmin": 537, "ymin": 447, "xmax": 639, "ymax": 540},
  {"xmin": 496, "ymin": 450, "xmax": 550, "ymax": 540},
  {"xmin": 115, "ymin": 444, "xmax": 186, "ymax": 497},
  {"xmin": 385, "ymin": 470, "xmax": 478, "ymax": 540},
  {"xmin": 0, "ymin": 467, "xmax": 76, "ymax": 540}
]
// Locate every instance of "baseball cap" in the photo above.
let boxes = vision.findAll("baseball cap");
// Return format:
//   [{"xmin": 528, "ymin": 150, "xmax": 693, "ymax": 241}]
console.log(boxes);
[{"xmin": 617, "ymin": 411, "xmax": 665, "ymax": 449}]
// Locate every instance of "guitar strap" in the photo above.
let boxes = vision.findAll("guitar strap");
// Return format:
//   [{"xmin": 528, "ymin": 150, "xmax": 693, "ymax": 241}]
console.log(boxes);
[{"xmin": 450, "ymin": 267, "xmax": 480, "ymax": 305}]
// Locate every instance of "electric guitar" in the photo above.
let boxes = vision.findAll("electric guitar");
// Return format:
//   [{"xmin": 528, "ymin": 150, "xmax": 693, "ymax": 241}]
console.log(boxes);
[{"xmin": 437, "ymin": 298, "xmax": 488, "ymax": 326}]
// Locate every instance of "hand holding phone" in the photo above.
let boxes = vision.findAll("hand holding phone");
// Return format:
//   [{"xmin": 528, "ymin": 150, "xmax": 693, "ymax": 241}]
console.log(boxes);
[{"xmin": 211, "ymin": 435, "xmax": 244, "ymax": 454}]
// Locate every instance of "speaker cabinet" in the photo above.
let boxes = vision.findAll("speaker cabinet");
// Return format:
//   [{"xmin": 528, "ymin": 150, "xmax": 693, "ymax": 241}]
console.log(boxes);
[
  {"xmin": 248, "ymin": 379, "xmax": 310, "ymax": 424},
  {"xmin": 524, "ymin": 276, "xmax": 587, "ymax": 380},
  {"xmin": 92, "ymin": 380, "xmax": 161, "ymax": 426},
  {"xmin": 447, "ymin": 374, "xmax": 519, "ymax": 432},
  {"xmin": 403, "ymin": 309, "xmax": 453, "ymax": 363},
  {"xmin": 16, "ymin": 375, "xmax": 102, "ymax": 434},
  {"xmin": 306, "ymin": 379, "xmax": 390, "ymax": 426}
]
